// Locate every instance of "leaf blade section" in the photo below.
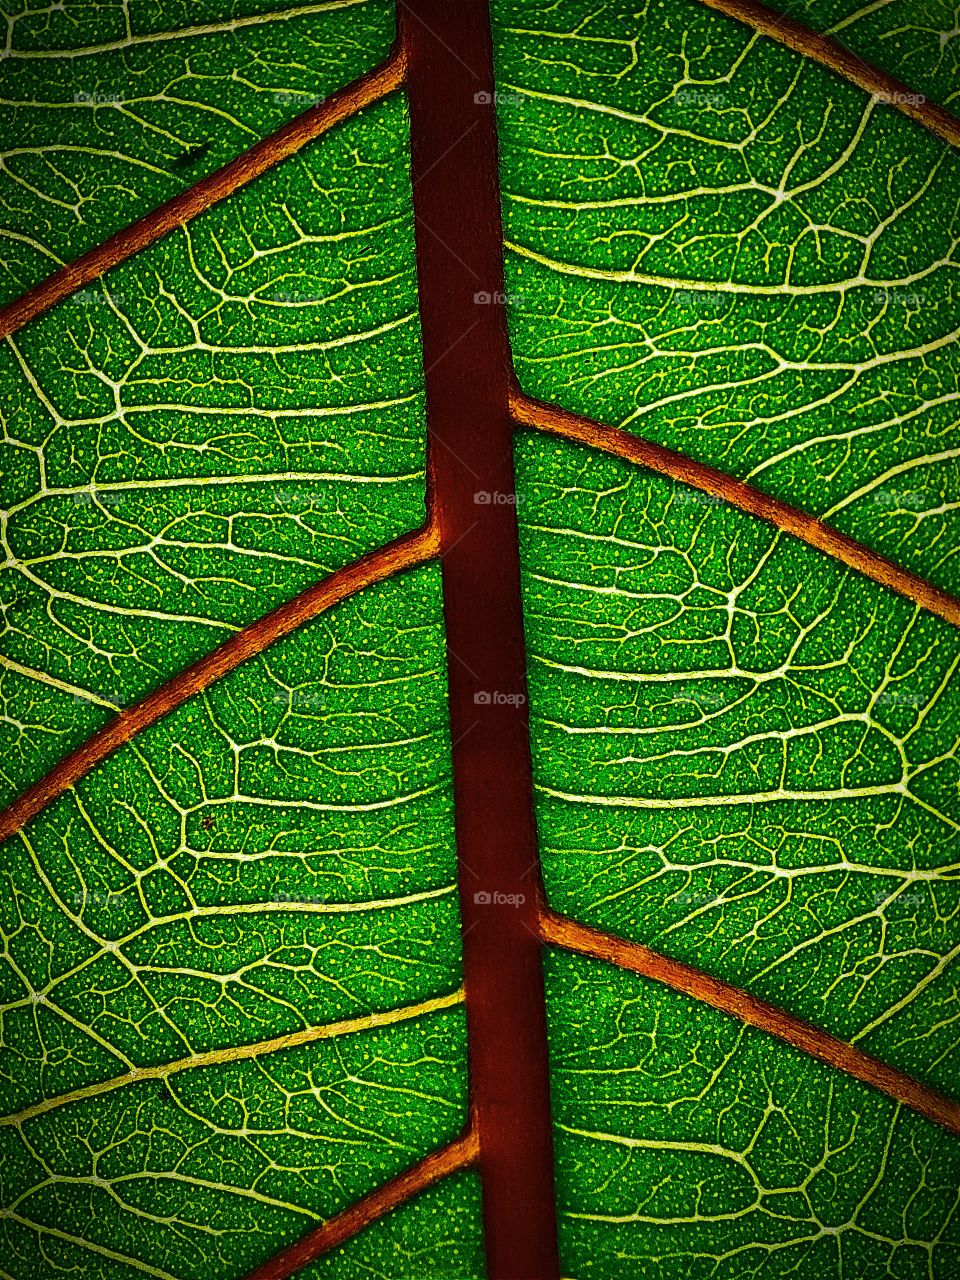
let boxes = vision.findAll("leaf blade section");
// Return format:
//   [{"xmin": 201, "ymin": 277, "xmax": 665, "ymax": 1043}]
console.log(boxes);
[
  {"xmin": 544, "ymin": 948, "xmax": 960, "ymax": 1280},
  {"xmin": 493, "ymin": 0, "xmax": 960, "ymax": 591},
  {"xmin": 782, "ymin": 0, "xmax": 960, "ymax": 112},
  {"xmin": 0, "ymin": 94, "xmax": 427, "ymax": 807},
  {"xmin": 518, "ymin": 433, "xmax": 960, "ymax": 1093},
  {"xmin": 0, "ymin": 564, "xmax": 469, "ymax": 1279},
  {"xmin": 0, "ymin": 0, "xmax": 396, "ymax": 303}
]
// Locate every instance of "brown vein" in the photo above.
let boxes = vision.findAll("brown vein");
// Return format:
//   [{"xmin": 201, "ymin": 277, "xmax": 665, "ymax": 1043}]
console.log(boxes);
[
  {"xmin": 0, "ymin": 42, "xmax": 406, "ymax": 341},
  {"xmin": 695, "ymin": 0, "xmax": 960, "ymax": 148},
  {"xmin": 540, "ymin": 908, "xmax": 960, "ymax": 1137},
  {"xmin": 511, "ymin": 389, "xmax": 960, "ymax": 628},
  {"xmin": 241, "ymin": 1128, "xmax": 480, "ymax": 1280},
  {"xmin": 0, "ymin": 522, "xmax": 440, "ymax": 847}
]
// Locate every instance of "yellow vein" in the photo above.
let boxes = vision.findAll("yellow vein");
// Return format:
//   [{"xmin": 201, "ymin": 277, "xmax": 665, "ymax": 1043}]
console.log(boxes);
[{"xmin": 2, "ymin": 989, "xmax": 464, "ymax": 1128}]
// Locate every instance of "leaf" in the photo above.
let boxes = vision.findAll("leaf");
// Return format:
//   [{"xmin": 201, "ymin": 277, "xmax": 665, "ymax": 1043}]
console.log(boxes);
[
  {"xmin": 3, "ymin": 0, "xmax": 960, "ymax": 1277},
  {"xmin": 493, "ymin": 0, "xmax": 960, "ymax": 591},
  {"xmin": 785, "ymin": 0, "xmax": 960, "ymax": 110},
  {"xmin": 0, "ymin": 93, "xmax": 425, "ymax": 806},
  {"xmin": 0, "ymin": 565, "xmax": 468, "ymax": 1277},
  {"xmin": 517, "ymin": 432, "xmax": 960, "ymax": 1090},
  {"xmin": 299, "ymin": 1174, "xmax": 485, "ymax": 1279},
  {"xmin": 545, "ymin": 949, "xmax": 960, "ymax": 1279},
  {"xmin": 0, "ymin": 0, "xmax": 395, "ymax": 302}
]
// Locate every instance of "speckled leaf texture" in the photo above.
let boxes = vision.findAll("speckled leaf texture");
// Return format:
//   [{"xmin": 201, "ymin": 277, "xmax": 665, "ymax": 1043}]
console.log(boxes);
[
  {"xmin": 495, "ymin": 0, "xmax": 960, "ymax": 590},
  {"xmin": 0, "ymin": 2, "xmax": 478, "ymax": 1277},
  {"xmin": 0, "ymin": 0, "xmax": 397, "ymax": 302},
  {"xmin": 3, "ymin": 0, "xmax": 960, "ymax": 1277},
  {"xmin": 493, "ymin": 0, "xmax": 960, "ymax": 1276}
]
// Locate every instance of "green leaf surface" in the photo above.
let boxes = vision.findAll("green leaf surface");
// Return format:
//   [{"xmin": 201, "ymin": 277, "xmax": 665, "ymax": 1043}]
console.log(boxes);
[
  {"xmin": 545, "ymin": 948, "xmax": 960, "ymax": 1280},
  {"xmin": 0, "ymin": 0, "xmax": 395, "ymax": 303},
  {"xmin": 518, "ymin": 433, "xmax": 960, "ymax": 1093},
  {"xmin": 492, "ymin": 0, "xmax": 960, "ymax": 591},
  {"xmin": 300, "ymin": 1174, "xmax": 487, "ymax": 1280},
  {"xmin": 787, "ymin": 1, "xmax": 960, "ymax": 111},
  {"xmin": 0, "ymin": 563, "xmax": 468, "ymax": 1279},
  {"xmin": 0, "ymin": 92, "xmax": 425, "ymax": 807}
]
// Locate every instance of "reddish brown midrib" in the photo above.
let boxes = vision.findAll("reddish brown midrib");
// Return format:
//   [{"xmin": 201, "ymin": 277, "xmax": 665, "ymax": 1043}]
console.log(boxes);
[
  {"xmin": 0, "ymin": 524, "xmax": 438, "ymax": 847},
  {"xmin": 241, "ymin": 1129, "xmax": 479, "ymax": 1280},
  {"xmin": 695, "ymin": 0, "xmax": 960, "ymax": 149},
  {"xmin": 400, "ymin": 2, "xmax": 561, "ymax": 1278},
  {"xmin": 512, "ymin": 389, "xmax": 960, "ymax": 629},
  {"xmin": 541, "ymin": 909, "xmax": 960, "ymax": 1137},
  {"xmin": 0, "ymin": 44, "xmax": 406, "ymax": 341}
]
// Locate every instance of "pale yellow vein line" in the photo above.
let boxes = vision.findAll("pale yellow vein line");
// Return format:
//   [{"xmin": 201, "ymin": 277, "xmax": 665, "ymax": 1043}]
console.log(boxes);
[
  {"xmin": 0, "ymin": 1215, "xmax": 178, "ymax": 1280},
  {"xmin": 3, "ymin": 0, "xmax": 369, "ymax": 59},
  {"xmin": 2, "ymin": 989, "xmax": 465, "ymax": 1128},
  {"xmin": 0, "ymin": 657, "xmax": 118, "ymax": 708}
]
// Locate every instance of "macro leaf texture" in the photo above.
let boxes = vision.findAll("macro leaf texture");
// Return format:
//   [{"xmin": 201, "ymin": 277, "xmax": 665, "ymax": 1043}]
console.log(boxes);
[
  {"xmin": 1, "ymin": 0, "xmax": 959, "ymax": 1277},
  {"xmin": 0, "ymin": 89, "xmax": 426, "ymax": 805},
  {"xmin": 0, "ymin": 0, "xmax": 396, "ymax": 303},
  {"xmin": 495, "ymin": 0, "xmax": 960, "ymax": 589}
]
